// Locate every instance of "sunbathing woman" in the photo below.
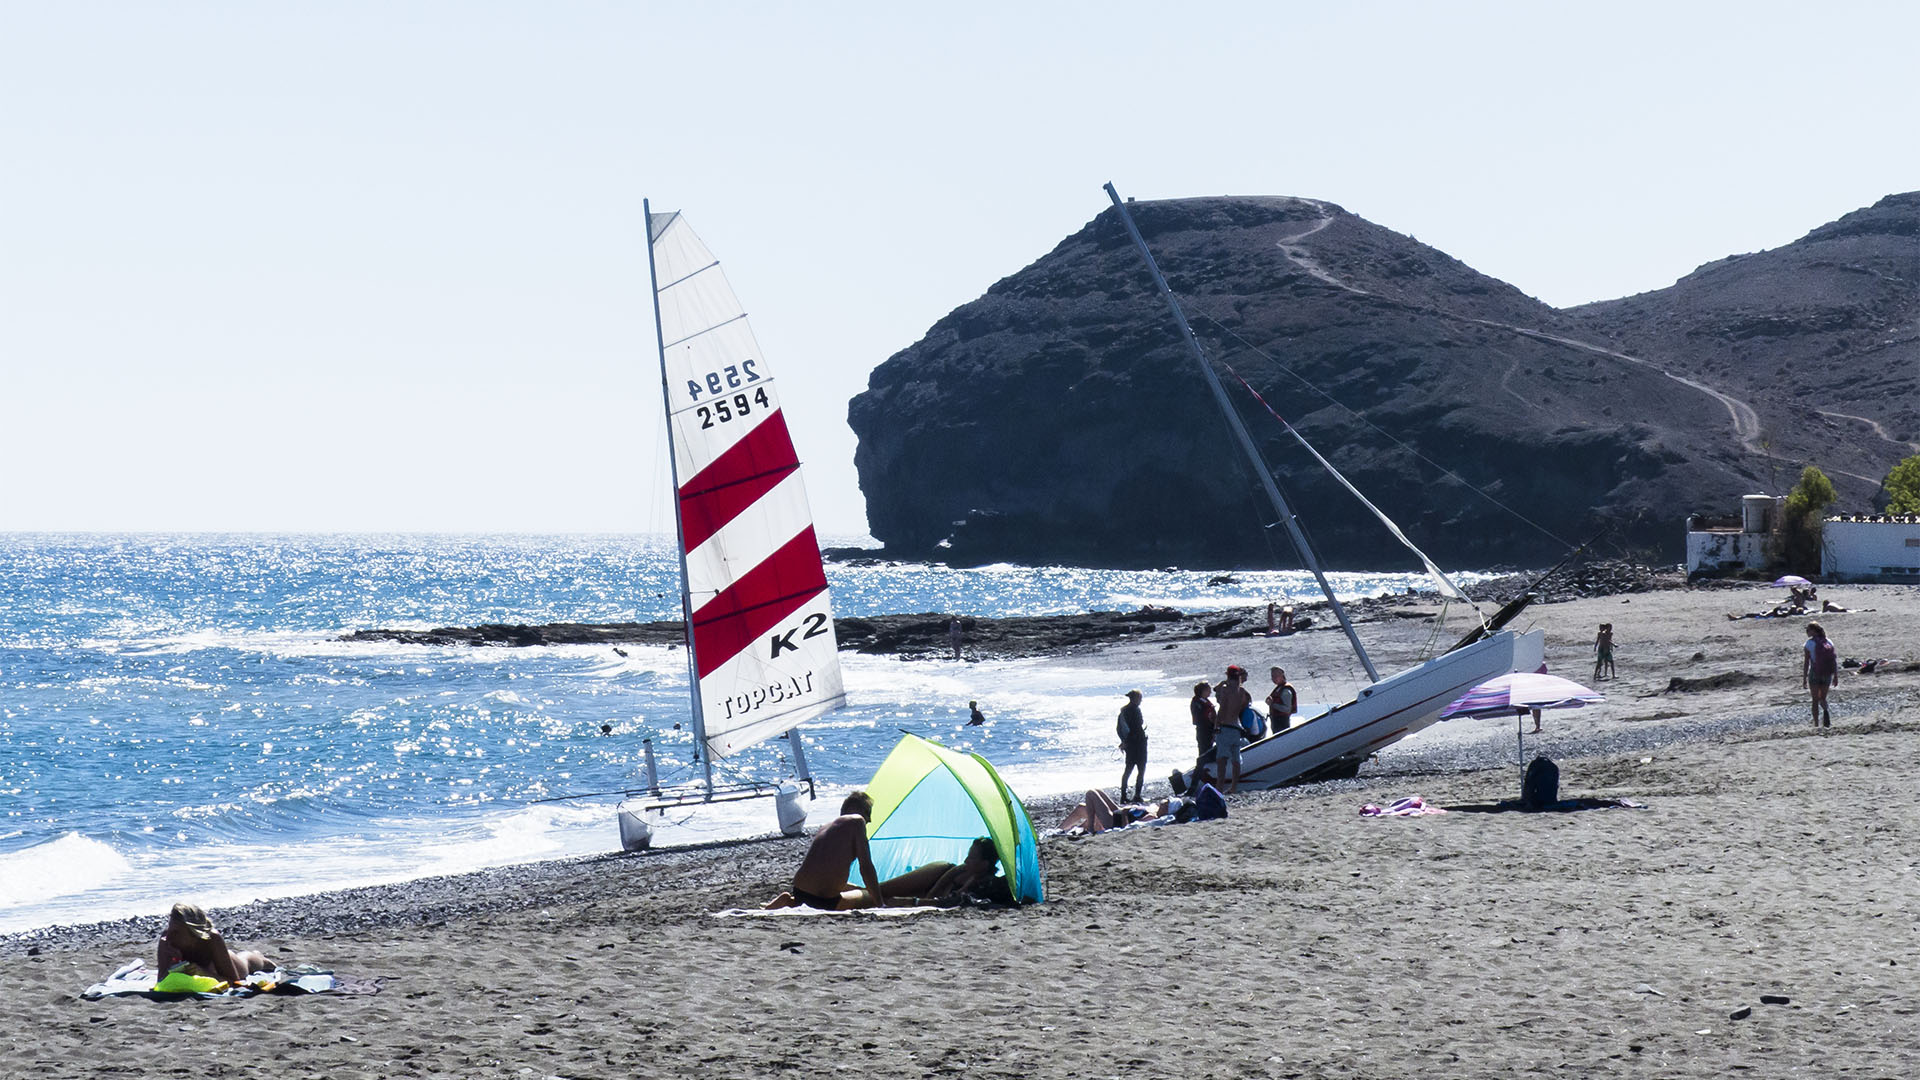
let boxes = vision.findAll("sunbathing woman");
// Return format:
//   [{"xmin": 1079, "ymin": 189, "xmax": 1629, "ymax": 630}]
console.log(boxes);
[
  {"xmin": 156, "ymin": 903, "xmax": 276, "ymax": 984},
  {"xmin": 1059, "ymin": 789, "xmax": 1179, "ymax": 834},
  {"xmin": 868, "ymin": 838, "xmax": 1006, "ymax": 906}
]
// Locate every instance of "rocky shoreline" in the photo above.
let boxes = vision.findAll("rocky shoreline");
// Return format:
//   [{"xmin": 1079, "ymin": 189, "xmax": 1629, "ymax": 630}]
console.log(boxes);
[{"xmin": 340, "ymin": 559, "xmax": 1688, "ymax": 661}]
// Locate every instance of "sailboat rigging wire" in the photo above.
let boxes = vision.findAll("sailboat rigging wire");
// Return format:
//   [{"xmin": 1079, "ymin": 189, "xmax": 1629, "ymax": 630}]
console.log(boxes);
[
  {"xmin": 1220, "ymin": 365, "xmax": 1484, "ymax": 619},
  {"xmin": 1191, "ymin": 310, "xmax": 1576, "ymax": 551}
]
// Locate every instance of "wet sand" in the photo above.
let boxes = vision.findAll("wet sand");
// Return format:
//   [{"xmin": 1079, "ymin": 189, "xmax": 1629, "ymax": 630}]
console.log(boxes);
[{"xmin": 5, "ymin": 584, "xmax": 1918, "ymax": 1079}]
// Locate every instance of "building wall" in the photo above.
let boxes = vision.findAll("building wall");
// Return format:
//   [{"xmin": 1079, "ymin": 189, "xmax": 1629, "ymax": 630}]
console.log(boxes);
[
  {"xmin": 1687, "ymin": 531, "xmax": 1768, "ymax": 574},
  {"xmin": 1821, "ymin": 519, "xmax": 1920, "ymax": 581}
]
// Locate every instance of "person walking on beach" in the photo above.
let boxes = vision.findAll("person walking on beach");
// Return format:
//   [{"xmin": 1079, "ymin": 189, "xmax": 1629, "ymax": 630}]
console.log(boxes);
[
  {"xmin": 1593, "ymin": 623, "xmax": 1615, "ymax": 681},
  {"xmin": 1803, "ymin": 621, "xmax": 1839, "ymax": 729},
  {"xmin": 966, "ymin": 700, "xmax": 986, "ymax": 727},
  {"xmin": 1117, "ymin": 690, "xmax": 1148, "ymax": 803},
  {"xmin": 1190, "ymin": 681, "xmax": 1216, "ymax": 768},
  {"xmin": 1212, "ymin": 665, "xmax": 1253, "ymax": 793},
  {"xmin": 948, "ymin": 617, "xmax": 964, "ymax": 660},
  {"xmin": 1266, "ymin": 666, "xmax": 1297, "ymax": 732}
]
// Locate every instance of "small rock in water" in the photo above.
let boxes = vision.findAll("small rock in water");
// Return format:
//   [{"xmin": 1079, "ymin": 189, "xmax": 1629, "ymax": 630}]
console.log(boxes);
[
  {"xmin": 1730, "ymin": 1006, "xmax": 1752, "ymax": 1020},
  {"xmin": 1760, "ymin": 994, "xmax": 1790, "ymax": 1005}
]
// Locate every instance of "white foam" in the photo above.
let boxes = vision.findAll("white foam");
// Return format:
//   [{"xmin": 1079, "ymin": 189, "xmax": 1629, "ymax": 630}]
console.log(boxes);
[{"xmin": 0, "ymin": 833, "xmax": 133, "ymax": 908}]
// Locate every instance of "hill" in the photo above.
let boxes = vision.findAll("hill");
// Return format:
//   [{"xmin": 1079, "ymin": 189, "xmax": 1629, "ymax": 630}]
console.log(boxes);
[{"xmin": 848, "ymin": 194, "xmax": 1919, "ymax": 569}]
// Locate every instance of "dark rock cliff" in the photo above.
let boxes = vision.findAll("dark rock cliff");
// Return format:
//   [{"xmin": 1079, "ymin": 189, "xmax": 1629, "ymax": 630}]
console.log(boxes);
[{"xmin": 849, "ymin": 194, "xmax": 1920, "ymax": 569}]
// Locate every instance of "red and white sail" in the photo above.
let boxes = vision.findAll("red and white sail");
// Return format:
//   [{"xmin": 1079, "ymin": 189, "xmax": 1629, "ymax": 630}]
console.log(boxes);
[{"xmin": 646, "ymin": 209, "xmax": 846, "ymax": 761}]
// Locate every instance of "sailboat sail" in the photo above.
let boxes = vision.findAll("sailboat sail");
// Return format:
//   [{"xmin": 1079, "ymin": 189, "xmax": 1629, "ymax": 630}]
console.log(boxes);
[{"xmin": 647, "ymin": 209, "xmax": 846, "ymax": 761}]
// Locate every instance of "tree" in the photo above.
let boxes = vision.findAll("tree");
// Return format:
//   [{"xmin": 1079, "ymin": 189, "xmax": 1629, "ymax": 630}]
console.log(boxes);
[
  {"xmin": 1884, "ymin": 454, "xmax": 1920, "ymax": 514},
  {"xmin": 1775, "ymin": 465, "xmax": 1837, "ymax": 575}
]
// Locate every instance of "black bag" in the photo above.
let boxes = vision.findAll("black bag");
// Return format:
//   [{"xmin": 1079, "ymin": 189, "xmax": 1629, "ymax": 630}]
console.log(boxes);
[{"xmin": 1521, "ymin": 756, "xmax": 1560, "ymax": 810}]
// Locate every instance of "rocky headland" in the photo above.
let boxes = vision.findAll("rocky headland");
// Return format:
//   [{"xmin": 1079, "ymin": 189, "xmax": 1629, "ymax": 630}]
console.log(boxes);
[{"xmin": 848, "ymin": 193, "xmax": 1920, "ymax": 569}]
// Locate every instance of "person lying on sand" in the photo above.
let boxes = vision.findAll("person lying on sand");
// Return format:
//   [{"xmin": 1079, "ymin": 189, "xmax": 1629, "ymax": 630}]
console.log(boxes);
[
  {"xmin": 1727, "ymin": 603, "xmax": 1808, "ymax": 621},
  {"xmin": 865, "ymin": 837, "xmax": 1010, "ymax": 907},
  {"xmin": 764, "ymin": 791, "xmax": 890, "ymax": 910},
  {"xmin": 1060, "ymin": 789, "xmax": 1168, "ymax": 834},
  {"xmin": 157, "ymin": 903, "xmax": 276, "ymax": 984}
]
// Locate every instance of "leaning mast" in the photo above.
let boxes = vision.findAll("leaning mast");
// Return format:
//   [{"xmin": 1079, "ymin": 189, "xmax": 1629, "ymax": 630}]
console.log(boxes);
[{"xmin": 1103, "ymin": 182, "xmax": 1379, "ymax": 682}]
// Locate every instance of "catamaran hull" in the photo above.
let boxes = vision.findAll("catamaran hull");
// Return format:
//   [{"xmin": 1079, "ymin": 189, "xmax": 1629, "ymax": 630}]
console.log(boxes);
[{"xmin": 1233, "ymin": 628, "xmax": 1546, "ymax": 789}]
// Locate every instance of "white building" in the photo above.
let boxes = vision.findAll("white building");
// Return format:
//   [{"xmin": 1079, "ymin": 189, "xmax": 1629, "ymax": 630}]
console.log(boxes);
[
  {"xmin": 1821, "ymin": 514, "xmax": 1920, "ymax": 582},
  {"xmin": 1686, "ymin": 494, "xmax": 1783, "ymax": 576}
]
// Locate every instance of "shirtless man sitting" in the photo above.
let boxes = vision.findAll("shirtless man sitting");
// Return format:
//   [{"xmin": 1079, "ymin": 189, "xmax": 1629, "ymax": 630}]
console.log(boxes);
[
  {"xmin": 765, "ymin": 791, "xmax": 889, "ymax": 910},
  {"xmin": 157, "ymin": 903, "xmax": 276, "ymax": 984}
]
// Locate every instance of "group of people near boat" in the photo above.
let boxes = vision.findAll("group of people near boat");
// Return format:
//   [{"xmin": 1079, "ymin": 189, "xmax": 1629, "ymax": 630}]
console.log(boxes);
[{"xmin": 1183, "ymin": 663, "xmax": 1297, "ymax": 795}]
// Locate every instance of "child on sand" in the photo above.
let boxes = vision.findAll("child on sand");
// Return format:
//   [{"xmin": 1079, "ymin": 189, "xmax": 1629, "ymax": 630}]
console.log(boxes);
[{"xmin": 1802, "ymin": 621, "xmax": 1839, "ymax": 729}]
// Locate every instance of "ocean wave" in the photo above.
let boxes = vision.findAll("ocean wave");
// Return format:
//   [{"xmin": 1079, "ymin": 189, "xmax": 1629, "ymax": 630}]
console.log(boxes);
[{"xmin": 0, "ymin": 833, "xmax": 132, "ymax": 907}]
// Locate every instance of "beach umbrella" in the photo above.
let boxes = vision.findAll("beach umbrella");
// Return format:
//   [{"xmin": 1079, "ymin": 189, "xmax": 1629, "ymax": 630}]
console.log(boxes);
[
  {"xmin": 1441, "ymin": 672, "xmax": 1605, "ymax": 719},
  {"xmin": 1773, "ymin": 574, "xmax": 1812, "ymax": 587},
  {"xmin": 1442, "ymin": 672, "xmax": 1604, "ymax": 763}
]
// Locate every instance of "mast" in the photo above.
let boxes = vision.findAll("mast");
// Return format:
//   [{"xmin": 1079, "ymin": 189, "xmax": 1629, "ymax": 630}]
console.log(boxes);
[
  {"xmin": 643, "ymin": 198, "xmax": 716, "ymax": 793},
  {"xmin": 1103, "ymin": 183, "xmax": 1379, "ymax": 682}
]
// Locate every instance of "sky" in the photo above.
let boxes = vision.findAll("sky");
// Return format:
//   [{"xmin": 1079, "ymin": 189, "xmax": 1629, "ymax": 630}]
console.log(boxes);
[{"xmin": 4, "ymin": 1, "xmax": 1917, "ymax": 535}]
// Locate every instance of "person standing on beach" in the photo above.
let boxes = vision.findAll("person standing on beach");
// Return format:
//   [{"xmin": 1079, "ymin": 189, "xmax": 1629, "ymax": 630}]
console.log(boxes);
[
  {"xmin": 1593, "ymin": 623, "xmax": 1615, "ymax": 681},
  {"xmin": 1212, "ymin": 666, "xmax": 1253, "ymax": 793},
  {"xmin": 1117, "ymin": 690, "xmax": 1148, "ymax": 803},
  {"xmin": 1265, "ymin": 666, "xmax": 1297, "ymax": 732},
  {"xmin": 948, "ymin": 617, "xmax": 964, "ymax": 660},
  {"xmin": 1803, "ymin": 621, "xmax": 1839, "ymax": 729},
  {"xmin": 1190, "ymin": 681, "xmax": 1216, "ymax": 768}
]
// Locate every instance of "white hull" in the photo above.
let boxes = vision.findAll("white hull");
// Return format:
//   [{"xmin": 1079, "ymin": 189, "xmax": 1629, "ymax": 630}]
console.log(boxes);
[{"xmin": 1235, "ymin": 629, "xmax": 1546, "ymax": 788}]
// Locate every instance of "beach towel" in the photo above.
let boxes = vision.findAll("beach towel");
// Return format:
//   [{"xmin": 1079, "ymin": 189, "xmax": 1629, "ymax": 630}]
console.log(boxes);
[
  {"xmin": 1360, "ymin": 797, "xmax": 1447, "ymax": 817},
  {"xmin": 712, "ymin": 904, "xmax": 951, "ymax": 919},
  {"xmin": 81, "ymin": 960, "xmax": 369, "ymax": 1001},
  {"xmin": 1444, "ymin": 797, "xmax": 1646, "ymax": 814}
]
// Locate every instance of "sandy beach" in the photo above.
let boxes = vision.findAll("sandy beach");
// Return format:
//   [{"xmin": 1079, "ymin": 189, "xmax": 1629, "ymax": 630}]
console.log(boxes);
[{"xmin": 5, "ymin": 583, "xmax": 1918, "ymax": 1079}]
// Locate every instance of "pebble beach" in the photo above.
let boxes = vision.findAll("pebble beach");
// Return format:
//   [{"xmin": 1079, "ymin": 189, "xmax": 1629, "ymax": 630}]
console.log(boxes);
[{"xmin": 5, "ymin": 583, "xmax": 1918, "ymax": 1079}]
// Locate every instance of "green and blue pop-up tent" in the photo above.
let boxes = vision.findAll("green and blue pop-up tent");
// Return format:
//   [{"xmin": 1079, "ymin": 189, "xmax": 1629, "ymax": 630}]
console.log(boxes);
[{"xmin": 852, "ymin": 733, "xmax": 1044, "ymax": 904}]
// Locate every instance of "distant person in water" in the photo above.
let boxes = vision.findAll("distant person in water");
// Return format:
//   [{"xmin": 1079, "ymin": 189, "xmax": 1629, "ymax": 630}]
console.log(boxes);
[
  {"xmin": 1266, "ymin": 666, "xmax": 1297, "ymax": 732},
  {"xmin": 157, "ymin": 903, "xmax": 275, "ymax": 984},
  {"xmin": 948, "ymin": 617, "xmax": 964, "ymax": 660},
  {"xmin": 1117, "ymin": 690, "xmax": 1148, "ymax": 802},
  {"xmin": 1803, "ymin": 620, "xmax": 1839, "ymax": 729},
  {"xmin": 1190, "ymin": 681, "xmax": 1216, "ymax": 767},
  {"xmin": 1593, "ymin": 623, "xmax": 1615, "ymax": 681},
  {"xmin": 967, "ymin": 700, "xmax": 986, "ymax": 726}
]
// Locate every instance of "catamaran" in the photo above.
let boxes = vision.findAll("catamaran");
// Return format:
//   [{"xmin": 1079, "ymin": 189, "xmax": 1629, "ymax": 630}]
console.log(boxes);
[
  {"xmin": 1103, "ymin": 183, "xmax": 1545, "ymax": 787},
  {"xmin": 613, "ymin": 202, "xmax": 848, "ymax": 846}
]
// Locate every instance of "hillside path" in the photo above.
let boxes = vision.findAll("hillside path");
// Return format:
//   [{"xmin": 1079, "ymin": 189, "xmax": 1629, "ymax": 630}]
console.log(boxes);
[
  {"xmin": 1817, "ymin": 409, "xmax": 1920, "ymax": 455},
  {"xmin": 1269, "ymin": 210, "xmax": 1771, "ymax": 458}
]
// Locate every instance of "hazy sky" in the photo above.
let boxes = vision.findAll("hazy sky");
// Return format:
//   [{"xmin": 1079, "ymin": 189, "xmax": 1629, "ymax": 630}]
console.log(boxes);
[{"xmin": 5, "ymin": 1, "xmax": 1915, "ymax": 535}]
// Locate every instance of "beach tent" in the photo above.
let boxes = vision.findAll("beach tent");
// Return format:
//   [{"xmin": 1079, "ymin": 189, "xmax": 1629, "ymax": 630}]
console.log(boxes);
[{"xmin": 852, "ymin": 733, "xmax": 1044, "ymax": 904}]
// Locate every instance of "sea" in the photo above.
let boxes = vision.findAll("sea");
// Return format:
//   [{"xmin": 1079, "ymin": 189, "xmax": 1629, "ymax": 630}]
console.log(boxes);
[{"xmin": 0, "ymin": 533, "xmax": 1490, "ymax": 934}]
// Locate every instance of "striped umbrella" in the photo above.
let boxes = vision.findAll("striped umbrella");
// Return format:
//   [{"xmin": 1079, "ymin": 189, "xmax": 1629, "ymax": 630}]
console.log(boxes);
[
  {"xmin": 1442, "ymin": 671, "xmax": 1604, "ymax": 764},
  {"xmin": 1441, "ymin": 672, "xmax": 1604, "ymax": 719}
]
